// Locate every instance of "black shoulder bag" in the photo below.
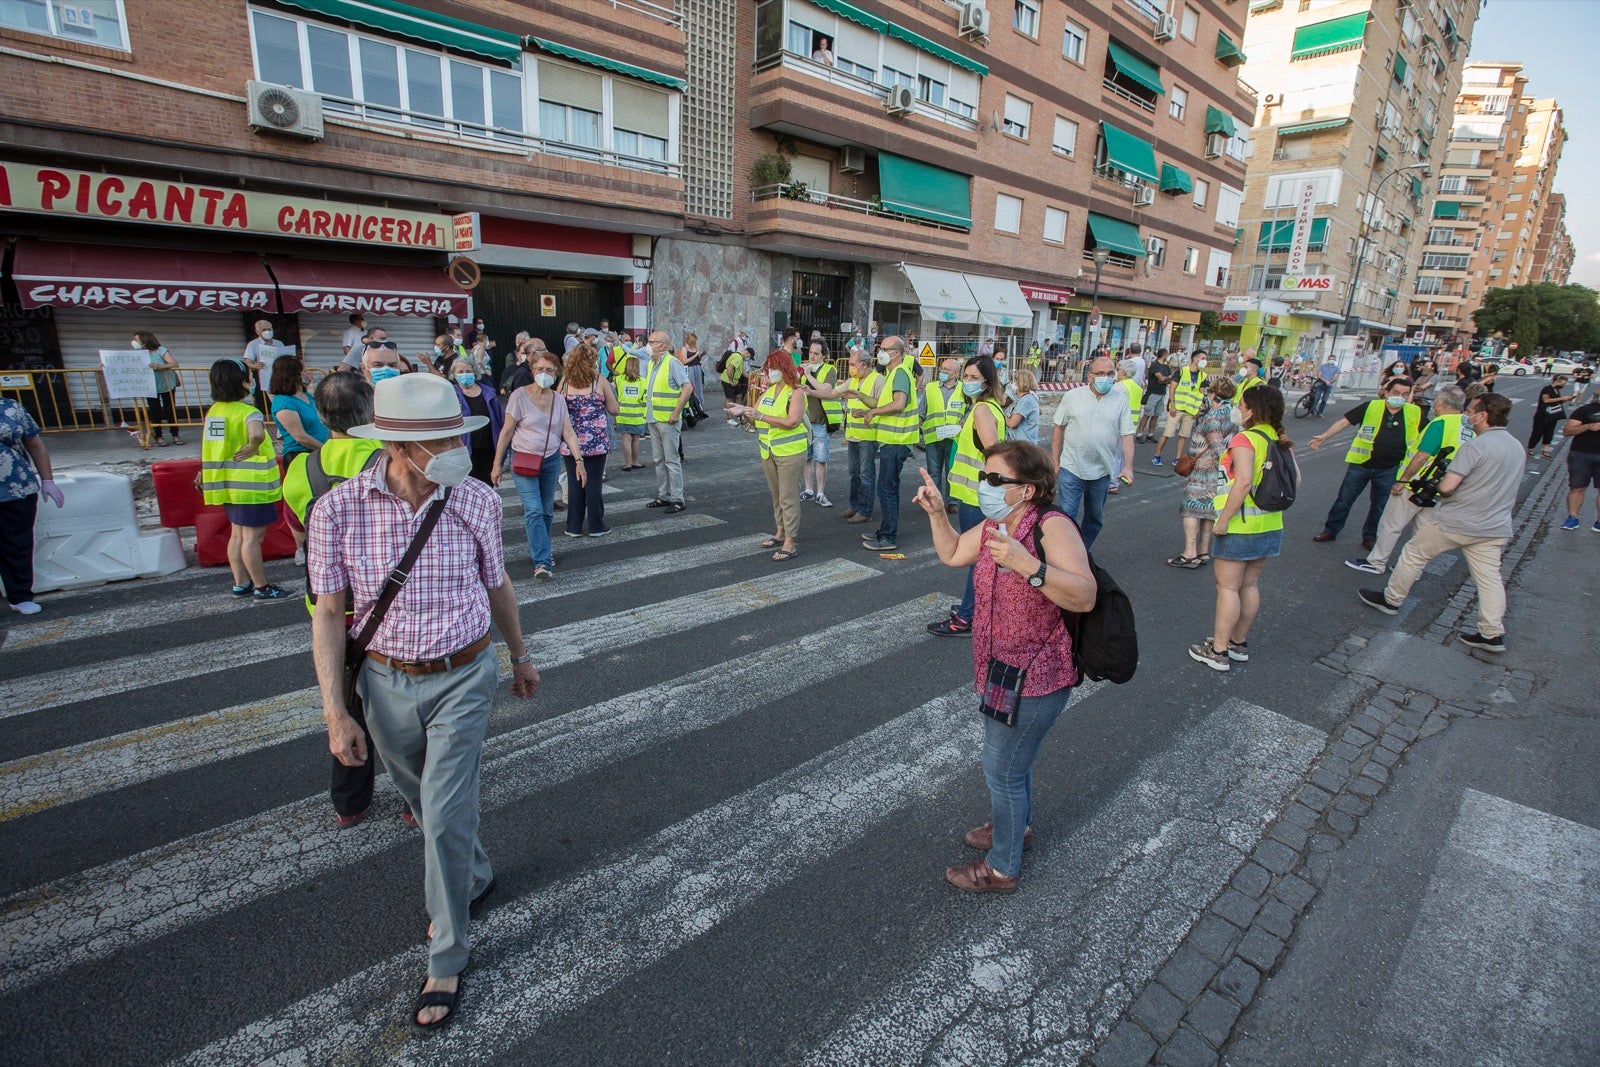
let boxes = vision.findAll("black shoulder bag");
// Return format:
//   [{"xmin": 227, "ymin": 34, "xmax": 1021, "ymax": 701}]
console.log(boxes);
[{"xmin": 341, "ymin": 489, "xmax": 451, "ymax": 716}]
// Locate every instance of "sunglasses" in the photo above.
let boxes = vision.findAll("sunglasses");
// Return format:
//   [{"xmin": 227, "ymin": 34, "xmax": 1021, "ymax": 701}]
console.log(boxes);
[{"xmin": 977, "ymin": 472, "xmax": 1025, "ymax": 488}]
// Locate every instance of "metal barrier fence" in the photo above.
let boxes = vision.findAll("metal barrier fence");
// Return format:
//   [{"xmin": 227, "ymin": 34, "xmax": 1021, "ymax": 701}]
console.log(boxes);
[{"xmin": 0, "ymin": 366, "xmax": 333, "ymax": 449}]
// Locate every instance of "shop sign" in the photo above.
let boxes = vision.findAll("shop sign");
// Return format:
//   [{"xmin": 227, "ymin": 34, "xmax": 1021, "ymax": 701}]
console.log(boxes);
[
  {"xmin": 291, "ymin": 292, "xmax": 458, "ymax": 315},
  {"xmin": 1278, "ymin": 274, "xmax": 1334, "ymax": 299},
  {"xmin": 1286, "ymin": 180, "xmax": 1317, "ymax": 275},
  {"xmin": 0, "ymin": 161, "xmax": 452, "ymax": 249},
  {"xmin": 1020, "ymin": 283, "xmax": 1074, "ymax": 304},
  {"xmin": 1218, "ymin": 311, "xmax": 1244, "ymax": 325},
  {"xmin": 452, "ymin": 212, "xmax": 481, "ymax": 252},
  {"xmin": 27, "ymin": 282, "xmax": 271, "ymax": 312}
]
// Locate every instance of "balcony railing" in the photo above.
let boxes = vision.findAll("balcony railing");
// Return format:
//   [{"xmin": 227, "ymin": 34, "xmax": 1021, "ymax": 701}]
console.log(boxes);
[
  {"xmin": 1102, "ymin": 78, "xmax": 1156, "ymax": 113},
  {"xmin": 754, "ymin": 52, "xmax": 978, "ymax": 133},
  {"xmin": 750, "ymin": 183, "xmax": 969, "ymax": 234}
]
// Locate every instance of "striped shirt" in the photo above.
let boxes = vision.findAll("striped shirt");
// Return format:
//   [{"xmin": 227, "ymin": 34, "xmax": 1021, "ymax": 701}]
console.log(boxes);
[{"xmin": 306, "ymin": 455, "xmax": 504, "ymax": 661}]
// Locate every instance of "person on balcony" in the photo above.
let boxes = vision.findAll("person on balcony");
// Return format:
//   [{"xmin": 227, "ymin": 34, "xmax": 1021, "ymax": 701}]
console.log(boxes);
[{"xmin": 811, "ymin": 35, "xmax": 834, "ymax": 65}]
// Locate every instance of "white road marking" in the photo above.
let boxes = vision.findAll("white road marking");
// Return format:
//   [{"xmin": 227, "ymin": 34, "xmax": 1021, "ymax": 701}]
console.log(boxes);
[
  {"xmin": 805, "ymin": 699, "xmax": 1325, "ymax": 1067},
  {"xmin": 0, "ymin": 555, "xmax": 876, "ymax": 821},
  {"xmin": 0, "ymin": 595, "xmax": 941, "ymax": 995},
  {"xmin": 1357, "ymin": 789, "xmax": 1600, "ymax": 1067}
]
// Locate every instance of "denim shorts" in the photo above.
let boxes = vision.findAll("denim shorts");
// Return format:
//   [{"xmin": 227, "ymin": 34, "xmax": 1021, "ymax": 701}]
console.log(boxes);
[
  {"xmin": 1569, "ymin": 450, "xmax": 1600, "ymax": 489},
  {"xmin": 1211, "ymin": 527, "xmax": 1282, "ymax": 561},
  {"xmin": 808, "ymin": 428, "xmax": 830, "ymax": 463}
]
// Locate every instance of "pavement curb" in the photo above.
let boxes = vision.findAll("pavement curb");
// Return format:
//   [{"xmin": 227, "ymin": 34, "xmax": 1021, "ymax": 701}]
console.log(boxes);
[{"xmin": 1090, "ymin": 439, "xmax": 1566, "ymax": 1067}]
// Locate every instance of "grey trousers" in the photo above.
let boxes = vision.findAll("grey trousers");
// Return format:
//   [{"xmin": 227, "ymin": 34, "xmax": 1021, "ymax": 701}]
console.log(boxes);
[
  {"xmin": 649, "ymin": 420, "xmax": 684, "ymax": 503},
  {"xmin": 360, "ymin": 647, "xmax": 496, "ymax": 978}
]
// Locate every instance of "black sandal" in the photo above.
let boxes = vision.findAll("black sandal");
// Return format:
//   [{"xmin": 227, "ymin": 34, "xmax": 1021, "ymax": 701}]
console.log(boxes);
[
  {"xmin": 409, "ymin": 976, "xmax": 462, "ymax": 1033},
  {"xmin": 1166, "ymin": 556, "xmax": 1202, "ymax": 569}
]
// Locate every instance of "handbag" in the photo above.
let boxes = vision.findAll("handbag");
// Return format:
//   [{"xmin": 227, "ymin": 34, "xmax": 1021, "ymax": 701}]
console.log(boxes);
[
  {"xmin": 511, "ymin": 392, "xmax": 556, "ymax": 477},
  {"xmin": 342, "ymin": 490, "xmax": 451, "ymax": 714},
  {"xmin": 978, "ymin": 536, "xmax": 1064, "ymax": 727},
  {"xmin": 1173, "ymin": 452, "xmax": 1197, "ymax": 477}
]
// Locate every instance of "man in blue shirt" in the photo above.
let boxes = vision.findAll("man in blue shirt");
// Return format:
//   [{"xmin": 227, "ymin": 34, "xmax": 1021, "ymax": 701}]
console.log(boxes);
[{"xmin": 1313, "ymin": 354, "xmax": 1341, "ymax": 416}]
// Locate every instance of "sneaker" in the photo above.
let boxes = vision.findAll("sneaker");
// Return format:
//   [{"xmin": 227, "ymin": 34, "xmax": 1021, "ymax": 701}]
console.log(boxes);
[
  {"xmin": 1559, "ymin": 515, "xmax": 1580, "ymax": 530},
  {"xmin": 1188, "ymin": 639, "xmax": 1231, "ymax": 672},
  {"xmin": 816, "ymin": 494, "xmax": 834, "ymax": 508},
  {"xmin": 726, "ymin": 418, "xmax": 739, "ymax": 427},
  {"xmin": 587, "ymin": 527, "xmax": 611, "ymax": 537},
  {"xmin": 799, "ymin": 489, "xmax": 816, "ymax": 502},
  {"xmin": 335, "ymin": 806, "xmax": 371, "ymax": 829},
  {"xmin": 231, "ymin": 583, "xmax": 254, "ymax": 597},
  {"xmin": 534, "ymin": 565, "xmax": 553, "ymax": 581},
  {"xmin": 293, "ymin": 546, "xmax": 306, "ymax": 566},
  {"xmin": 400, "ymin": 805, "xmax": 417, "ymax": 828},
  {"xmin": 9, "ymin": 601, "xmax": 42, "ymax": 616},
  {"xmin": 839, "ymin": 509, "xmax": 857, "ymax": 520},
  {"xmin": 1357, "ymin": 588, "xmax": 1399, "ymax": 615},
  {"xmin": 1344, "ymin": 558, "xmax": 1384, "ymax": 575},
  {"xmin": 1151, "ymin": 456, "xmax": 1162, "ymax": 466},
  {"xmin": 563, "ymin": 530, "xmax": 583, "ymax": 538},
  {"xmin": 1458, "ymin": 630, "xmax": 1506, "ymax": 653},
  {"xmin": 253, "ymin": 583, "xmax": 292, "ymax": 601},
  {"xmin": 1593, "ymin": 521, "xmax": 1600, "ymax": 534},
  {"xmin": 1226, "ymin": 641, "xmax": 1249, "ymax": 663},
  {"xmin": 928, "ymin": 616, "xmax": 972, "ymax": 637},
  {"xmin": 862, "ymin": 538, "xmax": 898, "ymax": 551},
  {"xmin": 846, "ymin": 513, "xmax": 872, "ymax": 524}
]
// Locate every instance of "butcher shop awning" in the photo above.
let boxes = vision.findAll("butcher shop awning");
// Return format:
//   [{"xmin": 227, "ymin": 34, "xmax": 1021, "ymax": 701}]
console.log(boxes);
[
  {"xmin": 11, "ymin": 239, "xmax": 275, "ymax": 312},
  {"xmin": 267, "ymin": 257, "xmax": 468, "ymax": 319}
]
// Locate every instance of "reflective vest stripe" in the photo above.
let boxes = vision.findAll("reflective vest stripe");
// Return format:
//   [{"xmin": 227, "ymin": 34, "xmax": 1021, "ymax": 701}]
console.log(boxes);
[
  {"xmin": 1173, "ymin": 368, "xmax": 1206, "ymax": 415},
  {"xmin": 813, "ymin": 364, "xmax": 843, "ymax": 425},
  {"xmin": 756, "ymin": 384, "xmax": 808, "ymax": 458},
  {"xmin": 1344, "ymin": 400, "xmax": 1421, "ymax": 465},
  {"xmin": 948, "ymin": 399, "xmax": 1006, "ymax": 506},
  {"xmin": 872, "ymin": 360, "xmax": 920, "ymax": 446},
  {"xmin": 845, "ymin": 371, "xmax": 882, "ymax": 443},
  {"xmin": 616, "ymin": 378, "xmax": 647, "ymax": 426},
  {"xmin": 921, "ymin": 382, "xmax": 962, "ymax": 443},
  {"xmin": 1214, "ymin": 425, "xmax": 1284, "ymax": 534},
  {"xmin": 200, "ymin": 402, "xmax": 281, "ymax": 506},
  {"xmin": 647, "ymin": 358, "xmax": 681, "ymax": 421}
]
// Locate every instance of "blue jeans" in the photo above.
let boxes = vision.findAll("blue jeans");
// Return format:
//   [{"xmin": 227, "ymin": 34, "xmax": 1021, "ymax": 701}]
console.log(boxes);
[
  {"xmin": 955, "ymin": 501, "xmax": 985, "ymax": 622},
  {"xmin": 1312, "ymin": 379, "xmax": 1333, "ymax": 415},
  {"xmin": 1322, "ymin": 463, "xmax": 1398, "ymax": 541},
  {"xmin": 848, "ymin": 439, "xmax": 878, "ymax": 517},
  {"xmin": 513, "ymin": 459, "xmax": 561, "ymax": 567},
  {"xmin": 924, "ymin": 440, "xmax": 952, "ymax": 499},
  {"xmin": 983, "ymin": 685, "xmax": 1073, "ymax": 878},
  {"xmin": 1056, "ymin": 468, "xmax": 1110, "ymax": 549},
  {"xmin": 874, "ymin": 443, "xmax": 910, "ymax": 541}
]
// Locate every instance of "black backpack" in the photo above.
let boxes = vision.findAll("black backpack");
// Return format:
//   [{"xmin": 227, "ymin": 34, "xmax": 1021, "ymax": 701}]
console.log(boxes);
[
  {"xmin": 715, "ymin": 350, "xmax": 731, "ymax": 374},
  {"xmin": 1031, "ymin": 509, "xmax": 1138, "ymax": 684},
  {"xmin": 1243, "ymin": 429, "xmax": 1298, "ymax": 512}
]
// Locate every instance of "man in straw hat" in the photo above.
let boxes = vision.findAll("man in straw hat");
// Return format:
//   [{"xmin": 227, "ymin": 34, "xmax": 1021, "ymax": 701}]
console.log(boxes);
[{"xmin": 306, "ymin": 373, "xmax": 540, "ymax": 1033}]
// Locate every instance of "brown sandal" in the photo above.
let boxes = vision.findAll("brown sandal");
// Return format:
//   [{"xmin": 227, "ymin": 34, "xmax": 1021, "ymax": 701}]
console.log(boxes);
[{"xmin": 944, "ymin": 859, "xmax": 1019, "ymax": 894}]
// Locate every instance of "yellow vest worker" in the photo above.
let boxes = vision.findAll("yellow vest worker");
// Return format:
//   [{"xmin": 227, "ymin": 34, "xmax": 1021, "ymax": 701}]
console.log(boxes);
[
  {"xmin": 756, "ymin": 384, "xmax": 808, "ymax": 459},
  {"xmin": 1344, "ymin": 399, "xmax": 1421, "ymax": 465},
  {"xmin": 1215, "ymin": 425, "xmax": 1285, "ymax": 534},
  {"xmin": 719, "ymin": 350, "xmax": 745, "ymax": 387},
  {"xmin": 1123, "ymin": 379, "xmax": 1144, "ymax": 418},
  {"xmin": 872, "ymin": 357, "xmax": 920, "ymax": 447},
  {"xmin": 201, "ymin": 400, "xmax": 281, "ymax": 505},
  {"xmin": 1172, "ymin": 367, "xmax": 1207, "ymax": 416},
  {"xmin": 647, "ymin": 356, "xmax": 682, "ymax": 422},
  {"xmin": 921, "ymin": 379, "xmax": 963, "ymax": 444},
  {"xmin": 615, "ymin": 374, "xmax": 647, "ymax": 430},
  {"xmin": 846, "ymin": 369, "xmax": 883, "ymax": 443},
  {"xmin": 811, "ymin": 363, "xmax": 843, "ymax": 427},
  {"xmin": 948, "ymin": 398, "xmax": 1007, "ymax": 506}
]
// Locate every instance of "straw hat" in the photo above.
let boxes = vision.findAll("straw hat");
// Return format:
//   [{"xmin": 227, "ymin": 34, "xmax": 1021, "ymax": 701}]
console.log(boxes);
[{"xmin": 348, "ymin": 372, "xmax": 487, "ymax": 441}]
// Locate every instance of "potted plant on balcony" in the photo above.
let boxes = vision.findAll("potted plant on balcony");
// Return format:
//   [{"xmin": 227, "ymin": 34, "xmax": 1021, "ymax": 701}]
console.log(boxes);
[{"xmin": 751, "ymin": 152, "xmax": 791, "ymax": 196}]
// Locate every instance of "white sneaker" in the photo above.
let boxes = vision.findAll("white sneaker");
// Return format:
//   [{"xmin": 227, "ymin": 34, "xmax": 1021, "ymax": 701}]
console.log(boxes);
[
  {"xmin": 294, "ymin": 547, "xmax": 306, "ymax": 566},
  {"xmin": 816, "ymin": 494, "xmax": 834, "ymax": 508},
  {"xmin": 726, "ymin": 418, "xmax": 739, "ymax": 427},
  {"xmin": 799, "ymin": 489, "xmax": 815, "ymax": 501},
  {"xmin": 10, "ymin": 601, "xmax": 41, "ymax": 615}
]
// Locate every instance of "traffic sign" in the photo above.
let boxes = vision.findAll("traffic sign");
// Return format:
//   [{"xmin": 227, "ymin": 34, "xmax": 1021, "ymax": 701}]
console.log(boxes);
[{"xmin": 917, "ymin": 341, "xmax": 937, "ymax": 367}]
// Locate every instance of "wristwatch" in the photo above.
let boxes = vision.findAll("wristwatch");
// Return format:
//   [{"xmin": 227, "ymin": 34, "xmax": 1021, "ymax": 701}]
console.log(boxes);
[
  {"xmin": 1028, "ymin": 562, "xmax": 1047, "ymax": 589},
  {"xmin": 510, "ymin": 650, "xmax": 534, "ymax": 666}
]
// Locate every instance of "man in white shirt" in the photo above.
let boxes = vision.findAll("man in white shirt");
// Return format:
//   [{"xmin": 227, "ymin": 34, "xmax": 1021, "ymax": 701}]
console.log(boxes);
[
  {"xmin": 1123, "ymin": 342, "xmax": 1147, "ymax": 396},
  {"xmin": 1048, "ymin": 356, "xmax": 1135, "ymax": 549},
  {"xmin": 340, "ymin": 314, "xmax": 366, "ymax": 362},
  {"xmin": 241, "ymin": 319, "xmax": 283, "ymax": 413}
]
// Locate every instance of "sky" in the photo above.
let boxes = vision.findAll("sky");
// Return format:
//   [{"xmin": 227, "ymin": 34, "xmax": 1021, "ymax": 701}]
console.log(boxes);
[{"xmin": 1465, "ymin": 0, "xmax": 1599, "ymax": 287}]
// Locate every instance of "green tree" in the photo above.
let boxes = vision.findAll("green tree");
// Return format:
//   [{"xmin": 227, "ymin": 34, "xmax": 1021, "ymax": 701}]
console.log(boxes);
[
  {"xmin": 1472, "ymin": 282, "xmax": 1600, "ymax": 352},
  {"xmin": 1197, "ymin": 310, "xmax": 1222, "ymax": 340},
  {"xmin": 1511, "ymin": 285, "xmax": 1541, "ymax": 355}
]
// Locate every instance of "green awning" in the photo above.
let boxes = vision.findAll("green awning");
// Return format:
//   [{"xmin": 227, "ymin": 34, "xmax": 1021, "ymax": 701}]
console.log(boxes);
[
  {"xmin": 1159, "ymin": 163, "xmax": 1193, "ymax": 195},
  {"xmin": 529, "ymin": 37, "xmax": 685, "ymax": 89},
  {"xmin": 1433, "ymin": 201, "xmax": 1461, "ymax": 219},
  {"xmin": 1278, "ymin": 117, "xmax": 1351, "ymax": 137},
  {"xmin": 878, "ymin": 152, "xmax": 972, "ymax": 229},
  {"xmin": 277, "ymin": 0, "xmax": 522, "ymax": 62},
  {"xmin": 1259, "ymin": 326, "xmax": 1291, "ymax": 337},
  {"xmin": 810, "ymin": 0, "xmax": 887, "ymax": 34},
  {"xmin": 1105, "ymin": 39, "xmax": 1165, "ymax": 96},
  {"xmin": 1087, "ymin": 213, "xmax": 1146, "ymax": 258},
  {"xmin": 1375, "ymin": 145, "xmax": 1389, "ymax": 162},
  {"xmin": 1215, "ymin": 30, "xmax": 1247, "ymax": 67},
  {"xmin": 886, "ymin": 23, "xmax": 988, "ymax": 76},
  {"xmin": 1385, "ymin": 287, "xmax": 1400, "ymax": 297},
  {"xmin": 1204, "ymin": 105, "xmax": 1237, "ymax": 137},
  {"xmin": 1258, "ymin": 218, "xmax": 1330, "ymax": 251},
  {"xmin": 1409, "ymin": 176, "xmax": 1424, "ymax": 200},
  {"xmin": 1290, "ymin": 12, "xmax": 1369, "ymax": 59},
  {"xmin": 1098, "ymin": 120, "xmax": 1159, "ymax": 183},
  {"xmin": 1393, "ymin": 54, "xmax": 1408, "ymax": 84}
]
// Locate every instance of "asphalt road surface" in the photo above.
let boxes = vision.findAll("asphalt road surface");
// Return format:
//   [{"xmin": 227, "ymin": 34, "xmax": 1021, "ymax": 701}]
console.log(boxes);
[{"xmin": 0, "ymin": 374, "xmax": 1570, "ymax": 1064}]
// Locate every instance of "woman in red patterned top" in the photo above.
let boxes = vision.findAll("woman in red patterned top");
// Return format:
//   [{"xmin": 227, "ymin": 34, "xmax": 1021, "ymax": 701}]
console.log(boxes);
[{"xmin": 913, "ymin": 438, "xmax": 1097, "ymax": 894}]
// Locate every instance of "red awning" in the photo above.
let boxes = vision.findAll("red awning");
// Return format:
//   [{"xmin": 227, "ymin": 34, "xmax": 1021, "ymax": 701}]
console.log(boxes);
[
  {"xmin": 11, "ymin": 240, "xmax": 275, "ymax": 312},
  {"xmin": 269, "ymin": 257, "xmax": 467, "ymax": 320}
]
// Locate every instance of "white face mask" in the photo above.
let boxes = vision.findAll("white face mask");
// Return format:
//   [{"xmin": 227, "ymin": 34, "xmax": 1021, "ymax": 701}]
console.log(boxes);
[
  {"xmin": 877, "ymin": 352, "xmax": 893, "ymax": 366},
  {"xmin": 1229, "ymin": 403, "xmax": 1244, "ymax": 426},
  {"xmin": 131, "ymin": 340, "xmax": 142, "ymax": 349},
  {"xmin": 535, "ymin": 372, "xmax": 556, "ymax": 389},
  {"xmin": 767, "ymin": 367, "xmax": 784, "ymax": 384},
  {"xmin": 976, "ymin": 479, "xmax": 1023, "ymax": 522},
  {"xmin": 404, "ymin": 444, "xmax": 472, "ymax": 487},
  {"xmin": 261, "ymin": 329, "xmax": 274, "ymax": 340}
]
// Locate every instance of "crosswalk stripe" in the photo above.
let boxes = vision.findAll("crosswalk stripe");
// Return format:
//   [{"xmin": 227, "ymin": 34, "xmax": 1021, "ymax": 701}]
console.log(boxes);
[
  {"xmin": 499, "ymin": 495, "xmax": 650, "ymax": 533},
  {"xmin": 802, "ymin": 699, "xmax": 1326, "ymax": 1067},
  {"xmin": 178, "ymin": 681, "xmax": 1016, "ymax": 1065},
  {"xmin": 0, "ymin": 556, "xmax": 879, "ymax": 815},
  {"xmin": 0, "ymin": 513, "xmax": 728, "ymax": 718},
  {"xmin": 0, "ymin": 595, "xmax": 943, "ymax": 995}
]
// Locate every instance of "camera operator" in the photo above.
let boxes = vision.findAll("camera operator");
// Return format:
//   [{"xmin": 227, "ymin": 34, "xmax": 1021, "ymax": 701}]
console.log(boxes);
[
  {"xmin": 1345, "ymin": 385, "xmax": 1471, "ymax": 575},
  {"xmin": 1358, "ymin": 393, "xmax": 1525, "ymax": 652}
]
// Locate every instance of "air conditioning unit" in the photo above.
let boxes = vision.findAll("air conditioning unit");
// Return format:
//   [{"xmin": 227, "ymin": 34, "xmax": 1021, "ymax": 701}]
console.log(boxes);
[
  {"xmin": 1154, "ymin": 13, "xmax": 1177, "ymax": 41},
  {"xmin": 838, "ymin": 145, "xmax": 866, "ymax": 174},
  {"xmin": 885, "ymin": 85, "xmax": 915, "ymax": 115},
  {"xmin": 246, "ymin": 80, "xmax": 324, "ymax": 140},
  {"xmin": 958, "ymin": 1, "xmax": 990, "ymax": 38},
  {"xmin": 1263, "ymin": 92, "xmax": 1281, "ymax": 105},
  {"xmin": 1134, "ymin": 185, "xmax": 1155, "ymax": 207},
  {"xmin": 1205, "ymin": 131, "xmax": 1226, "ymax": 158}
]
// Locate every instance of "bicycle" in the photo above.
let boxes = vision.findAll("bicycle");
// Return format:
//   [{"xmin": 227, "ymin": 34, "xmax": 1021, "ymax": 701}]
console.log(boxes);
[{"xmin": 1293, "ymin": 380, "xmax": 1319, "ymax": 419}]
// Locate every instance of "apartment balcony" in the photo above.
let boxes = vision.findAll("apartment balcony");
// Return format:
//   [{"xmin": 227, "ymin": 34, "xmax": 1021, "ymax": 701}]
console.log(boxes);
[
  {"xmin": 746, "ymin": 184, "xmax": 969, "ymax": 261},
  {"xmin": 1422, "ymin": 239, "xmax": 1471, "ymax": 251}
]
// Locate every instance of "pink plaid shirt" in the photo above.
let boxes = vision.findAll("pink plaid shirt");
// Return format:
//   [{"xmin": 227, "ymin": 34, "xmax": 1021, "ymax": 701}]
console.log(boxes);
[{"xmin": 306, "ymin": 455, "xmax": 505, "ymax": 661}]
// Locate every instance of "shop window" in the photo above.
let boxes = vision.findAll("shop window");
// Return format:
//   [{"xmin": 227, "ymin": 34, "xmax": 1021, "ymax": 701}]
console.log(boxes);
[{"xmin": 1, "ymin": 0, "xmax": 128, "ymax": 50}]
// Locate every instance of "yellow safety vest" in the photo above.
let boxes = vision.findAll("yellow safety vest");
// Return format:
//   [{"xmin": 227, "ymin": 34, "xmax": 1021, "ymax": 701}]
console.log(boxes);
[
  {"xmin": 719, "ymin": 351, "xmax": 744, "ymax": 385},
  {"xmin": 1123, "ymin": 380, "xmax": 1143, "ymax": 417},
  {"xmin": 1214, "ymin": 424, "xmax": 1285, "ymax": 534},
  {"xmin": 873, "ymin": 359, "xmax": 920, "ymax": 446},
  {"xmin": 616, "ymin": 376, "xmax": 647, "ymax": 427},
  {"xmin": 846, "ymin": 370, "xmax": 883, "ymax": 443},
  {"xmin": 1344, "ymin": 400, "xmax": 1421, "ymax": 466},
  {"xmin": 647, "ymin": 357, "xmax": 682, "ymax": 422},
  {"xmin": 756, "ymin": 384, "xmax": 808, "ymax": 459},
  {"xmin": 1239, "ymin": 375, "xmax": 1263, "ymax": 395},
  {"xmin": 284, "ymin": 437, "xmax": 383, "ymax": 615},
  {"xmin": 921, "ymin": 380, "xmax": 962, "ymax": 443},
  {"xmin": 948, "ymin": 398, "xmax": 1007, "ymax": 506},
  {"xmin": 812, "ymin": 363, "xmax": 843, "ymax": 426},
  {"xmin": 1173, "ymin": 367, "xmax": 1207, "ymax": 415},
  {"xmin": 201, "ymin": 400, "xmax": 281, "ymax": 506}
]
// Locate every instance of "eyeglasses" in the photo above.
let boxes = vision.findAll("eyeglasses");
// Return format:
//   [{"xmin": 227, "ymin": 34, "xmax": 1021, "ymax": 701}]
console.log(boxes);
[{"xmin": 977, "ymin": 472, "xmax": 1025, "ymax": 488}]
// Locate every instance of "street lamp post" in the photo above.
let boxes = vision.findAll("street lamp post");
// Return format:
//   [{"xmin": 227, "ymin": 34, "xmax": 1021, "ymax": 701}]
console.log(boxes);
[
  {"xmin": 1342, "ymin": 162, "xmax": 1431, "ymax": 337},
  {"xmin": 1089, "ymin": 247, "xmax": 1109, "ymax": 355}
]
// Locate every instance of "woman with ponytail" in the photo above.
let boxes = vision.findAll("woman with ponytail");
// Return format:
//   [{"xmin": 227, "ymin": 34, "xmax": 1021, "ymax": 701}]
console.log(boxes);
[{"xmin": 1188, "ymin": 385, "xmax": 1295, "ymax": 672}]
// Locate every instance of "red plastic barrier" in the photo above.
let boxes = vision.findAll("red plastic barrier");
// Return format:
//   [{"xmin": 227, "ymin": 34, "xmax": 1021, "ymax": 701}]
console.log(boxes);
[
  {"xmin": 194, "ymin": 503, "xmax": 298, "ymax": 567},
  {"xmin": 151, "ymin": 459, "xmax": 204, "ymax": 528}
]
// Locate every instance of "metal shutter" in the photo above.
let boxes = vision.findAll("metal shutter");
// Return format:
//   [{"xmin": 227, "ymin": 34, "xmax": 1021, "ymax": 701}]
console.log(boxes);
[
  {"xmin": 537, "ymin": 60, "xmax": 603, "ymax": 110},
  {"xmin": 611, "ymin": 80, "xmax": 670, "ymax": 139}
]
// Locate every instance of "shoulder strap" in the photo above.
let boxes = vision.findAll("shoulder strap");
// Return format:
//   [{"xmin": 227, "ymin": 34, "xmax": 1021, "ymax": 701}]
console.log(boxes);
[
  {"xmin": 306, "ymin": 450, "xmax": 333, "ymax": 501},
  {"xmin": 348, "ymin": 487, "xmax": 452, "ymax": 656}
]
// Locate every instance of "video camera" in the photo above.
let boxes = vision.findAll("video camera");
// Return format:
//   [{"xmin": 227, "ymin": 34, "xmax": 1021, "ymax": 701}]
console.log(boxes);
[{"xmin": 1407, "ymin": 445, "xmax": 1455, "ymax": 508}]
